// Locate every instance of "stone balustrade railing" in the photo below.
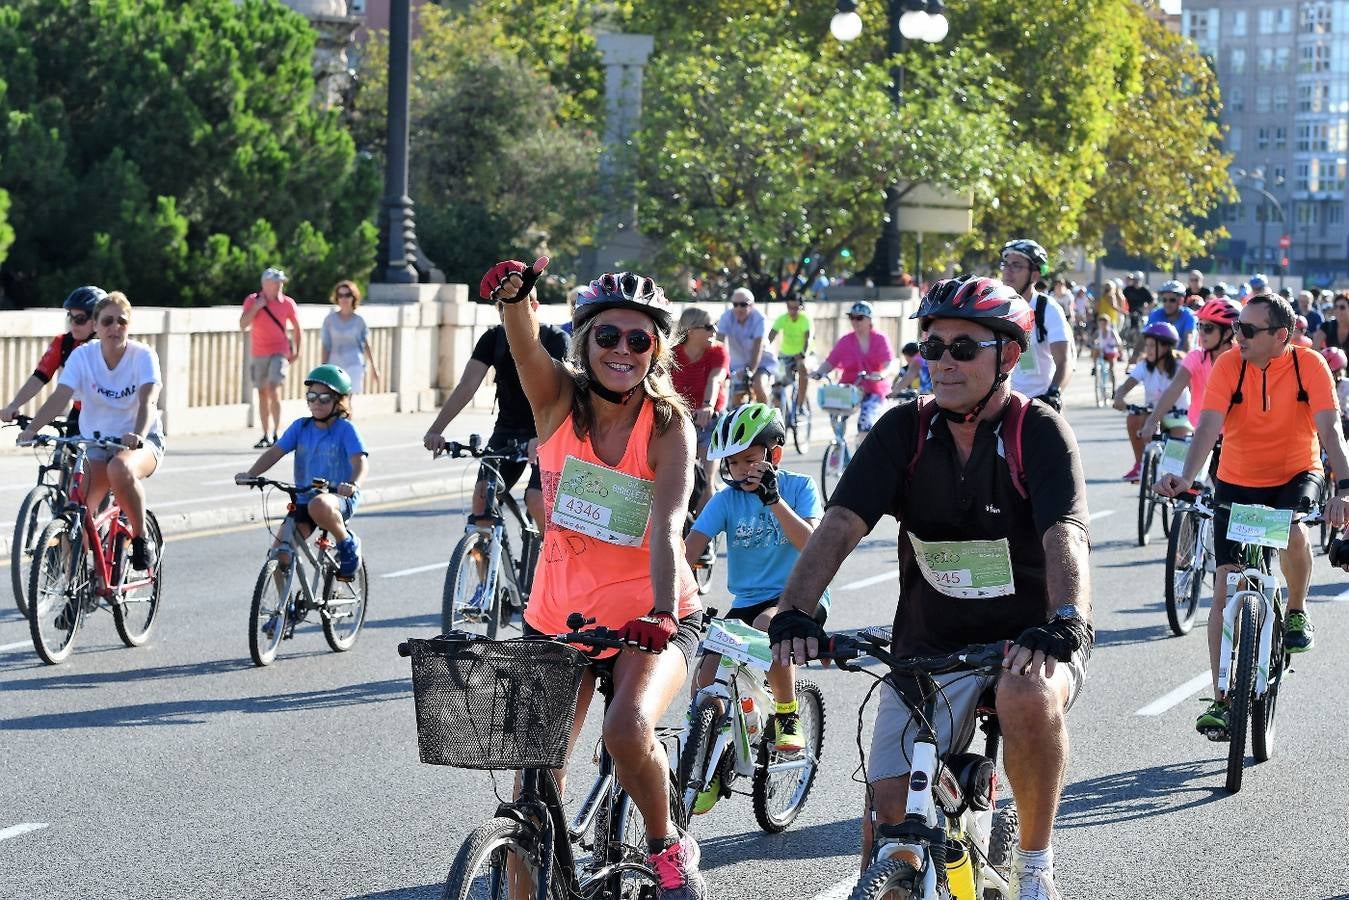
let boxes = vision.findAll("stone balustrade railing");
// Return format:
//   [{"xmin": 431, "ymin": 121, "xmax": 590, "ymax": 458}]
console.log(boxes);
[{"xmin": 0, "ymin": 283, "xmax": 920, "ymax": 435}]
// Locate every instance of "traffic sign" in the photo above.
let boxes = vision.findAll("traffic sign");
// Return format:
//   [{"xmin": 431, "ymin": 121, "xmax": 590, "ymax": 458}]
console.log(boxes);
[{"xmin": 1280, "ymin": 234, "xmax": 1292, "ymax": 249}]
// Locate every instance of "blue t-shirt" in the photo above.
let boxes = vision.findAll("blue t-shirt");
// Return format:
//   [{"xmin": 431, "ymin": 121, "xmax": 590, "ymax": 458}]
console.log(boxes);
[
  {"xmin": 275, "ymin": 417, "xmax": 368, "ymax": 504},
  {"xmin": 690, "ymin": 469, "xmax": 829, "ymax": 610},
  {"xmin": 1146, "ymin": 306, "xmax": 1197, "ymax": 345}
]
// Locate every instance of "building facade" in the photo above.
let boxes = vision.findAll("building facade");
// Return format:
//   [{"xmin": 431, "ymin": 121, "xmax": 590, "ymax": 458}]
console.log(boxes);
[{"xmin": 1187, "ymin": 1, "xmax": 1349, "ymax": 285}]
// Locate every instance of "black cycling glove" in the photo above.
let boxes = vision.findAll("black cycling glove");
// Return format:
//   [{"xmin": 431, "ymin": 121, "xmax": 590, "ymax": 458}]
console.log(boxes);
[
  {"xmin": 754, "ymin": 464, "xmax": 780, "ymax": 506},
  {"xmin": 1013, "ymin": 614, "xmax": 1094, "ymax": 662},
  {"xmin": 1038, "ymin": 387, "xmax": 1063, "ymax": 412},
  {"xmin": 768, "ymin": 608, "xmax": 828, "ymax": 655},
  {"xmin": 1330, "ymin": 537, "xmax": 1349, "ymax": 570}
]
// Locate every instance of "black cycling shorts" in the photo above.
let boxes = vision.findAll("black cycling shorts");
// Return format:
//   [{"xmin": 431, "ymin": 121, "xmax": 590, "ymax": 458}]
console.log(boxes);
[
  {"xmin": 477, "ymin": 428, "xmax": 540, "ymax": 495},
  {"xmin": 1213, "ymin": 472, "xmax": 1321, "ymax": 568}
]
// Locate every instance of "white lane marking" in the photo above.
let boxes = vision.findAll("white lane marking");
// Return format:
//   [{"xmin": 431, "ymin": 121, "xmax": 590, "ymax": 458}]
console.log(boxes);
[
  {"xmin": 1089, "ymin": 509, "xmax": 1116, "ymax": 521},
  {"xmin": 810, "ymin": 877, "xmax": 856, "ymax": 900},
  {"xmin": 381, "ymin": 562, "xmax": 446, "ymax": 579},
  {"xmin": 839, "ymin": 571, "xmax": 898, "ymax": 591},
  {"xmin": 0, "ymin": 640, "xmax": 32, "ymax": 652},
  {"xmin": 1135, "ymin": 672, "xmax": 1211, "ymax": 716},
  {"xmin": 0, "ymin": 823, "xmax": 48, "ymax": 842}
]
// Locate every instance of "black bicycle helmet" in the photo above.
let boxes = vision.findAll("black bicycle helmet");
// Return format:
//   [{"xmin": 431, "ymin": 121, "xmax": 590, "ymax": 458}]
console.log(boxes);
[
  {"xmin": 63, "ymin": 285, "xmax": 107, "ymax": 316},
  {"xmin": 573, "ymin": 272, "xmax": 673, "ymax": 334}
]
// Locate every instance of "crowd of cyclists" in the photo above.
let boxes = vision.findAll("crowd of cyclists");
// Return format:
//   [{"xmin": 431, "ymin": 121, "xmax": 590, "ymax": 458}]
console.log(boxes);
[{"xmin": 10, "ymin": 240, "xmax": 1349, "ymax": 900}]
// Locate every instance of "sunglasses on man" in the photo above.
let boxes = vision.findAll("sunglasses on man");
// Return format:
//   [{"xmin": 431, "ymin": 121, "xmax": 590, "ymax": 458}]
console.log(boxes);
[
  {"xmin": 918, "ymin": 337, "xmax": 1000, "ymax": 362},
  {"xmin": 1235, "ymin": 322, "xmax": 1281, "ymax": 339}
]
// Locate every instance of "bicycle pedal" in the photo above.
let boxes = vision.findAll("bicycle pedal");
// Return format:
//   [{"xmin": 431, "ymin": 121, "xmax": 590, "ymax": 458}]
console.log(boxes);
[
  {"xmin": 333, "ymin": 573, "xmax": 355, "ymax": 583},
  {"xmin": 1201, "ymin": 727, "xmax": 1230, "ymax": 743}
]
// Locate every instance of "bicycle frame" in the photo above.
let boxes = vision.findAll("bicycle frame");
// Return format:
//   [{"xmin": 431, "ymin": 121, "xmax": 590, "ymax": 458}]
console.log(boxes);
[
  {"xmin": 1217, "ymin": 543, "xmax": 1280, "ymax": 699},
  {"xmin": 269, "ymin": 514, "xmax": 334, "ymax": 612},
  {"xmin": 62, "ymin": 442, "xmax": 153, "ymax": 599},
  {"xmin": 686, "ymin": 655, "xmax": 813, "ymax": 786},
  {"xmin": 464, "ymin": 457, "xmax": 538, "ymax": 602}
]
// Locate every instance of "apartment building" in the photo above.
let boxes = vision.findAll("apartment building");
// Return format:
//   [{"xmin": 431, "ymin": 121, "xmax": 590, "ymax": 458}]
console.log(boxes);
[{"xmin": 1186, "ymin": 1, "xmax": 1349, "ymax": 284}]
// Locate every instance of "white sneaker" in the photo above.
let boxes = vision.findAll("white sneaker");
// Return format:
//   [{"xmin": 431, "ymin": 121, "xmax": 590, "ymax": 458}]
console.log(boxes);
[{"xmin": 1011, "ymin": 851, "xmax": 1060, "ymax": 900}]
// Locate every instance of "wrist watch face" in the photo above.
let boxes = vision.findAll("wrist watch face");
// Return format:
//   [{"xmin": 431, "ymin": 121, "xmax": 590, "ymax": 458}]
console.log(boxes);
[{"xmin": 1054, "ymin": 604, "xmax": 1080, "ymax": 621}]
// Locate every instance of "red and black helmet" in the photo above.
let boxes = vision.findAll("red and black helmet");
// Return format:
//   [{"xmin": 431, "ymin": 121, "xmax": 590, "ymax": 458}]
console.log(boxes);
[
  {"xmin": 912, "ymin": 275, "xmax": 1035, "ymax": 350},
  {"xmin": 1198, "ymin": 297, "xmax": 1241, "ymax": 327}
]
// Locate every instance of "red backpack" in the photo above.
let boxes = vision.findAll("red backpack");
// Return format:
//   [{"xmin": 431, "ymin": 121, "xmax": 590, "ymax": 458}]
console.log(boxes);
[{"xmin": 905, "ymin": 392, "xmax": 1032, "ymax": 500}]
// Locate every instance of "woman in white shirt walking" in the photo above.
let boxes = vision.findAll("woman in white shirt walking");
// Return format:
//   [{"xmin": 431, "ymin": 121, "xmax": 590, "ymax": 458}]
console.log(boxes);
[
  {"xmin": 321, "ymin": 280, "xmax": 380, "ymax": 394},
  {"xmin": 18, "ymin": 291, "xmax": 165, "ymax": 570}
]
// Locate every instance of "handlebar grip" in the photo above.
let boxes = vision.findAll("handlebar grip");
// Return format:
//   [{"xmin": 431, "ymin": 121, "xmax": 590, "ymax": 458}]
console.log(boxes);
[
  {"xmin": 469, "ymin": 434, "xmax": 482, "ymax": 453},
  {"xmin": 397, "ymin": 641, "xmax": 412, "ymax": 658}
]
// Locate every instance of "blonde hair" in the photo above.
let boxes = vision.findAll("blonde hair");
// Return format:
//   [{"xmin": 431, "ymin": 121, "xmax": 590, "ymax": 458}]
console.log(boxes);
[
  {"xmin": 565, "ymin": 315, "xmax": 689, "ymax": 438},
  {"xmin": 675, "ymin": 306, "xmax": 713, "ymax": 346},
  {"xmin": 330, "ymin": 280, "xmax": 362, "ymax": 308},
  {"xmin": 94, "ymin": 292, "xmax": 132, "ymax": 319}
]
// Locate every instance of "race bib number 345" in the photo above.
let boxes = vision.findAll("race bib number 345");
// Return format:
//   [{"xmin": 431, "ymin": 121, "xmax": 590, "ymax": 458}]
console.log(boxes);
[
  {"xmin": 908, "ymin": 534, "xmax": 1016, "ymax": 599},
  {"xmin": 552, "ymin": 456, "xmax": 654, "ymax": 547}
]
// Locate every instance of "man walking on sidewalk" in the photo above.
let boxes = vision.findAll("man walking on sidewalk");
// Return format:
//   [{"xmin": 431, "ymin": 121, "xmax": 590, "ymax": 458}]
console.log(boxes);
[{"xmin": 240, "ymin": 267, "xmax": 301, "ymax": 447}]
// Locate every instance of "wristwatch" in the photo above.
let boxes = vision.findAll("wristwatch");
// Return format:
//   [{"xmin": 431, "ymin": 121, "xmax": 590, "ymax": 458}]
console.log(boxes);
[{"xmin": 1053, "ymin": 603, "xmax": 1081, "ymax": 622}]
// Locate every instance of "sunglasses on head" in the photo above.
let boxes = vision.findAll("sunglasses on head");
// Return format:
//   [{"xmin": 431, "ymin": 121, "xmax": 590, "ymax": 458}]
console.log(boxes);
[
  {"xmin": 1235, "ymin": 322, "xmax": 1280, "ymax": 339},
  {"xmin": 68, "ymin": 313, "xmax": 90, "ymax": 325},
  {"xmin": 593, "ymin": 324, "xmax": 654, "ymax": 353},
  {"xmin": 305, "ymin": 391, "xmax": 336, "ymax": 404},
  {"xmin": 99, "ymin": 315, "xmax": 128, "ymax": 327},
  {"xmin": 918, "ymin": 337, "xmax": 1000, "ymax": 362}
]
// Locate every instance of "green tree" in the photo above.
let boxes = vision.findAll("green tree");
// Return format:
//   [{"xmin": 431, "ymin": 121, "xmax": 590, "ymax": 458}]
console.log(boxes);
[
  {"xmin": 0, "ymin": 0, "xmax": 378, "ymax": 308},
  {"xmin": 353, "ymin": 6, "xmax": 601, "ymax": 289}
]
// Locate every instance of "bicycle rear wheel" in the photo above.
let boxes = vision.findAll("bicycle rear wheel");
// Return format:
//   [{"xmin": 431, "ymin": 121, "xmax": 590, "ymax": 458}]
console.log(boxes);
[
  {"xmin": 793, "ymin": 394, "xmax": 813, "ymax": 454},
  {"xmin": 677, "ymin": 697, "xmax": 722, "ymax": 828},
  {"xmin": 847, "ymin": 859, "xmax": 922, "ymax": 900},
  {"xmin": 441, "ymin": 531, "xmax": 493, "ymax": 635},
  {"xmin": 753, "ymin": 680, "xmax": 825, "ymax": 833},
  {"xmin": 443, "ymin": 816, "xmax": 563, "ymax": 900},
  {"xmin": 322, "ymin": 558, "xmax": 369, "ymax": 652},
  {"xmin": 248, "ymin": 558, "xmax": 294, "ymax": 666},
  {"xmin": 11, "ymin": 485, "xmax": 59, "ymax": 618},
  {"xmin": 1252, "ymin": 598, "xmax": 1286, "ymax": 763},
  {"xmin": 113, "ymin": 510, "xmax": 165, "ymax": 647},
  {"xmin": 1164, "ymin": 509, "xmax": 1204, "ymax": 636},
  {"xmin": 821, "ymin": 435, "xmax": 848, "ymax": 502},
  {"xmin": 1225, "ymin": 594, "xmax": 1261, "ymax": 794},
  {"xmin": 28, "ymin": 517, "xmax": 88, "ymax": 665}
]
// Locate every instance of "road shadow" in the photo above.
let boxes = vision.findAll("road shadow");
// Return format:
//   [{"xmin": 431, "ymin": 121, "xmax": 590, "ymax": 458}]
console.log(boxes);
[
  {"xmin": 697, "ymin": 817, "xmax": 862, "ymax": 871},
  {"xmin": 366, "ymin": 612, "xmax": 441, "ymax": 631},
  {"xmin": 1057, "ymin": 759, "xmax": 1225, "ymax": 828},
  {"xmin": 0, "ymin": 676, "xmax": 409, "ymax": 730},
  {"xmin": 1092, "ymin": 622, "xmax": 1177, "ymax": 648},
  {"xmin": 2, "ymin": 654, "xmax": 257, "ymax": 691},
  {"xmin": 345, "ymin": 885, "xmax": 442, "ymax": 899}
]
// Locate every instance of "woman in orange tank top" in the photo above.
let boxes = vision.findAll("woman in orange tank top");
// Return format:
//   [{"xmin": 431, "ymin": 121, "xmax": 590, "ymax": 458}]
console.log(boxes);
[{"xmin": 482, "ymin": 257, "xmax": 705, "ymax": 899}]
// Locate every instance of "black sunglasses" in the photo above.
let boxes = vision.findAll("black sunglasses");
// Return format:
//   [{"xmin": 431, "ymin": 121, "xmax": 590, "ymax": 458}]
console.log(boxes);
[
  {"xmin": 68, "ymin": 313, "xmax": 91, "ymax": 325},
  {"xmin": 593, "ymin": 324, "xmax": 654, "ymax": 353},
  {"xmin": 1235, "ymin": 322, "xmax": 1280, "ymax": 339},
  {"xmin": 918, "ymin": 337, "xmax": 1000, "ymax": 362},
  {"xmin": 732, "ymin": 302, "xmax": 751, "ymax": 308},
  {"xmin": 1197, "ymin": 322, "xmax": 1221, "ymax": 334},
  {"xmin": 99, "ymin": 315, "xmax": 128, "ymax": 327},
  {"xmin": 848, "ymin": 314, "xmax": 869, "ymax": 321},
  {"xmin": 305, "ymin": 391, "xmax": 336, "ymax": 404}
]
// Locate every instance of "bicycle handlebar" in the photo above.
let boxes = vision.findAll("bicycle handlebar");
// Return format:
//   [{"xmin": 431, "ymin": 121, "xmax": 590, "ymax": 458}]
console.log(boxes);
[
  {"xmin": 814, "ymin": 629, "xmax": 1007, "ymax": 675},
  {"xmin": 20, "ymin": 431, "xmax": 126, "ymax": 450},
  {"xmin": 236, "ymin": 476, "xmax": 336, "ymax": 497},
  {"xmin": 396, "ymin": 613, "xmax": 652, "ymax": 658},
  {"xmin": 441, "ymin": 434, "xmax": 530, "ymax": 463}
]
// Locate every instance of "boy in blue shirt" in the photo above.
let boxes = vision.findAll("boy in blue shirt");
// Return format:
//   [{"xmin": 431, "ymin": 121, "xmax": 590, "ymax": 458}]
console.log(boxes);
[
  {"xmin": 685, "ymin": 404, "xmax": 828, "ymax": 769},
  {"xmin": 235, "ymin": 365, "xmax": 368, "ymax": 578}
]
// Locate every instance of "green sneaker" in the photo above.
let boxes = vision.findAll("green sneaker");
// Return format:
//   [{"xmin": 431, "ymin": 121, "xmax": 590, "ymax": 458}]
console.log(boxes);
[
  {"xmin": 1195, "ymin": 698, "xmax": 1230, "ymax": 741},
  {"xmin": 691, "ymin": 775, "xmax": 720, "ymax": 816},
  {"xmin": 773, "ymin": 713, "xmax": 806, "ymax": 754},
  {"xmin": 1285, "ymin": 610, "xmax": 1314, "ymax": 653}
]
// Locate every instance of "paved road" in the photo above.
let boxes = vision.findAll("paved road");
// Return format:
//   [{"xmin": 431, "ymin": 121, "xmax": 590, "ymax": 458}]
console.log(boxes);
[{"xmin": 3, "ymin": 381, "xmax": 1349, "ymax": 900}]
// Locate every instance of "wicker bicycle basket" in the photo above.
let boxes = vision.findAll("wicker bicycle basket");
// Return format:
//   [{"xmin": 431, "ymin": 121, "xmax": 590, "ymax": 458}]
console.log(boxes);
[{"xmin": 407, "ymin": 636, "xmax": 589, "ymax": 770}]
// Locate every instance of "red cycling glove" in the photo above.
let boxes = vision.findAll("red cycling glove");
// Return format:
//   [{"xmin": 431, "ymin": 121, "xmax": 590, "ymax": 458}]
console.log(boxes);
[
  {"xmin": 617, "ymin": 610, "xmax": 678, "ymax": 652},
  {"xmin": 479, "ymin": 260, "xmax": 526, "ymax": 301}
]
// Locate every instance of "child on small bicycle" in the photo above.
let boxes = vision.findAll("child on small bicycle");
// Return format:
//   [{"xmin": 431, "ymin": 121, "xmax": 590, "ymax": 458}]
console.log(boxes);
[
  {"xmin": 235, "ymin": 365, "xmax": 368, "ymax": 579},
  {"xmin": 1092, "ymin": 313, "xmax": 1122, "ymax": 382},
  {"xmin": 683, "ymin": 404, "xmax": 827, "ymax": 793},
  {"xmin": 1113, "ymin": 321, "xmax": 1191, "ymax": 482}
]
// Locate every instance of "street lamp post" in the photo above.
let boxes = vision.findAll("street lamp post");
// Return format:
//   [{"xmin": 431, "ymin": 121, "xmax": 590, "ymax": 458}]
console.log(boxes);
[
  {"xmin": 1233, "ymin": 168, "xmax": 1286, "ymax": 291},
  {"xmin": 831, "ymin": 0, "xmax": 948, "ymax": 286}
]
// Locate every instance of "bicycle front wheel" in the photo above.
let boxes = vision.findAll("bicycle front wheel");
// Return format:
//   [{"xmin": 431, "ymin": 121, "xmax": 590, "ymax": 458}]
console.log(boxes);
[
  {"xmin": 1137, "ymin": 450, "xmax": 1158, "ymax": 546},
  {"xmin": 847, "ymin": 859, "xmax": 922, "ymax": 900},
  {"xmin": 321, "ymin": 558, "xmax": 369, "ymax": 652},
  {"xmin": 1164, "ymin": 509, "xmax": 1203, "ymax": 636},
  {"xmin": 28, "ymin": 517, "xmax": 88, "ymax": 665},
  {"xmin": 821, "ymin": 436, "xmax": 848, "ymax": 502},
  {"xmin": 1225, "ymin": 594, "xmax": 1261, "ymax": 794},
  {"xmin": 11, "ymin": 485, "xmax": 59, "ymax": 617},
  {"xmin": 249, "ymin": 558, "xmax": 294, "ymax": 667},
  {"xmin": 753, "ymin": 680, "xmax": 825, "ymax": 833},
  {"xmin": 443, "ymin": 816, "xmax": 562, "ymax": 900},
  {"xmin": 677, "ymin": 697, "xmax": 722, "ymax": 829},
  {"xmin": 1252, "ymin": 598, "xmax": 1286, "ymax": 763},
  {"xmin": 113, "ymin": 511, "xmax": 164, "ymax": 648},
  {"xmin": 442, "ymin": 531, "xmax": 492, "ymax": 635}
]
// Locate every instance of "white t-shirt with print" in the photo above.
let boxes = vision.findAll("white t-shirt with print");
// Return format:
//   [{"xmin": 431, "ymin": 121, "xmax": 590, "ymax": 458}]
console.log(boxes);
[
  {"xmin": 1011, "ymin": 294, "xmax": 1071, "ymax": 397},
  {"xmin": 1127, "ymin": 359, "xmax": 1191, "ymax": 413},
  {"xmin": 59, "ymin": 340, "xmax": 163, "ymax": 440}
]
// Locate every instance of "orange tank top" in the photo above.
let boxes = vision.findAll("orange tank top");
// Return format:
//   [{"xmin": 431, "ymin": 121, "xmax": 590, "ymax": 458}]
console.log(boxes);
[{"xmin": 525, "ymin": 398, "xmax": 701, "ymax": 639}]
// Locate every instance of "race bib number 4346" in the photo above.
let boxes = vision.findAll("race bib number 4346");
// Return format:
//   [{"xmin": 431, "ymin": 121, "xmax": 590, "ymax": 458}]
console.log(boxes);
[{"xmin": 552, "ymin": 455, "xmax": 654, "ymax": 547}]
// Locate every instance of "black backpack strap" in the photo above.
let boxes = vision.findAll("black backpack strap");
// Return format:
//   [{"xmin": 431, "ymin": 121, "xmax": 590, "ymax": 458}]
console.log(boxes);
[
  {"xmin": 1291, "ymin": 347, "xmax": 1309, "ymax": 403},
  {"xmin": 58, "ymin": 332, "xmax": 77, "ymax": 365},
  {"xmin": 1034, "ymin": 295, "xmax": 1048, "ymax": 343},
  {"xmin": 1227, "ymin": 360, "xmax": 1248, "ymax": 414}
]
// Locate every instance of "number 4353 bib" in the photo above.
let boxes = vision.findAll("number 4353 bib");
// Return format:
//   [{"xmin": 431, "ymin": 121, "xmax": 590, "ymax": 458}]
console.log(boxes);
[
  {"xmin": 908, "ymin": 534, "xmax": 1016, "ymax": 599},
  {"xmin": 552, "ymin": 456, "xmax": 654, "ymax": 547}
]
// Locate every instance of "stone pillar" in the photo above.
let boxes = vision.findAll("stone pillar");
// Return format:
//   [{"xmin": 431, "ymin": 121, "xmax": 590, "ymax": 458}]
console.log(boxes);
[{"xmin": 585, "ymin": 34, "xmax": 655, "ymax": 278}]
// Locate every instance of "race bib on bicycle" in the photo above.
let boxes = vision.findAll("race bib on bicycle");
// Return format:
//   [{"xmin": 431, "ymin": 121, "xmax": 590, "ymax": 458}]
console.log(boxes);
[
  {"xmin": 702, "ymin": 619, "xmax": 772, "ymax": 671},
  {"xmin": 551, "ymin": 456, "xmax": 653, "ymax": 547},
  {"xmin": 818, "ymin": 384, "xmax": 860, "ymax": 411},
  {"xmin": 1226, "ymin": 503, "xmax": 1293, "ymax": 550},
  {"xmin": 908, "ymin": 535, "xmax": 1016, "ymax": 599},
  {"xmin": 1158, "ymin": 437, "xmax": 1189, "ymax": 479}
]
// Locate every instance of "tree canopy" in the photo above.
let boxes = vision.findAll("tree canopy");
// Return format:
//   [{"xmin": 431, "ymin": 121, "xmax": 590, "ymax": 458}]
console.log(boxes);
[{"xmin": 0, "ymin": 0, "xmax": 378, "ymax": 308}]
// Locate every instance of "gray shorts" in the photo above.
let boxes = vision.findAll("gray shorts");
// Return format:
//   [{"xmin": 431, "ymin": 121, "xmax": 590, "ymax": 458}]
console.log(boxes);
[
  {"xmin": 85, "ymin": 432, "xmax": 166, "ymax": 466},
  {"xmin": 867, "ymin": 651, "xmax": 1086, "ymax": 783},
  {"xmin": 250, "ymin": 353, "xmax": 289, "ymax": 387}
]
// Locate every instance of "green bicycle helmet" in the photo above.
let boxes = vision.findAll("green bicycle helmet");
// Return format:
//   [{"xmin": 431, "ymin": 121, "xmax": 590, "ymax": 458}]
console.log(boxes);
[
  {"xmin": 707, "ymin": 403, "xmax": 786, "ymax": 461},
  {"xmin": 304, "ymin": 364, "xmax": 353, "ymax": 396}
]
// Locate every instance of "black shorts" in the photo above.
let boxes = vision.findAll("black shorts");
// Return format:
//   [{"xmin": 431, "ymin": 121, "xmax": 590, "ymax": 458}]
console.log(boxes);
[
  {"xmin": 721, "ymin": 597, "xmax": 828, "ymax": 628},
  {"xmin": 478, "ymin": 428, "xmax": 540, "ymax": 495},
  {"xmin": 1213, "ymin": 472, "xmax": 1322, "ymax": 568},
  {"xmin": 524, "ymin": 611, "xmax": 706, "ymax": 675}
]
